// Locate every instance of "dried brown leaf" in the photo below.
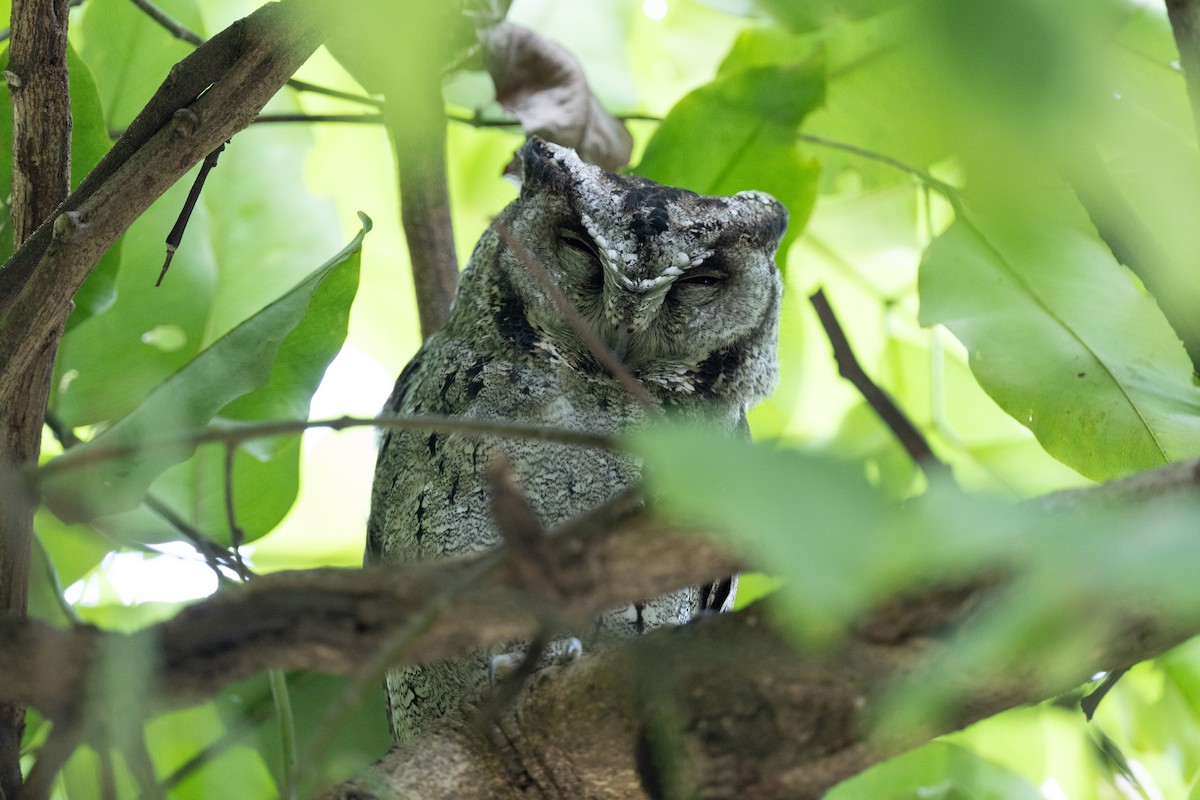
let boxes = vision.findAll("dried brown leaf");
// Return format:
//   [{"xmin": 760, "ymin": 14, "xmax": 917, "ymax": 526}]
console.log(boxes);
[{"xmin": 483, "ymin": 22, "xmax": 633, "ymax": 171}]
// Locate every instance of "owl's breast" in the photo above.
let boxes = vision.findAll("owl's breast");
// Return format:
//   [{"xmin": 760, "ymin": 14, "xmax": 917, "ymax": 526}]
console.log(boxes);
[{"xmin": 368, "ymin": 340, "xmax": 644, "ymax": 566}]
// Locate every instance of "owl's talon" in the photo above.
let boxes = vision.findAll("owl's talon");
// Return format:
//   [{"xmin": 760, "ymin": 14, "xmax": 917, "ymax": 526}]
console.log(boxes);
[
  {"xmin": 561, "ymin": 637, "xmax": 583, "ymax": 663},
  {"xmin": 488, "ymin": 653, "xmax": 521, "ymax": 685}
]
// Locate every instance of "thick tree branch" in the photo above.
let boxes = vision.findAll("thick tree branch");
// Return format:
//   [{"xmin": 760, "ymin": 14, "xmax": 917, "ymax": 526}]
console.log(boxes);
[
  {"xmin": 0, "ymin": 507, "xmax": 738, "ymax": 721},
  {"xmin": 320, "ymin": 599, "xmax": 1192, "ymax": 800},
  {"xmin": 3, "ymin": 456, "xmax": 1200, "ymax": 795},
  {"xmin": 1, "ymin": 0, "xmax": 72, "ymax": 794}
]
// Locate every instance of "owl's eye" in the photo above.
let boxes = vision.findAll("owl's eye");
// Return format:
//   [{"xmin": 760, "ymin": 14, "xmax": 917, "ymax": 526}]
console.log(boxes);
[
  {"xmin": 675, "ymin": 263, "xmax": 728, "ymax": 287},
  {"xmin": 559, "ymin": 227, "xmax": 600, "ymax": 260}
]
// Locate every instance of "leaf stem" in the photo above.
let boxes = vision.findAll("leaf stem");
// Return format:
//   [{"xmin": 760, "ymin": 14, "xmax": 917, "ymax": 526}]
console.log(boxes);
[{"xmin": 268, "ymin": 669, "xmax": 298, "ymax": 800}]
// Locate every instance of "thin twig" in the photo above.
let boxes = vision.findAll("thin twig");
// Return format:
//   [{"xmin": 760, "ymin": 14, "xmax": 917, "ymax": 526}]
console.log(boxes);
[
  {"xmin": 797, "ymin": 133, "xmax": 963, "ymax": 207},
  {"xmin": 141, "ymin": 495, "xmax": 242, "ymax": 581},
  {"xmin": 809, "ymin": 289, "xmax": 947, "ymax": 476},
  {"xmin": 19, "ymin": 725, "xmax": 81, "ymax": 800},
  {"xmin": 161, "ymin": 691, "xmax": 275, "ymax": 790},
  {"xmin": 284, "ymin": 77, "xmax": 383, "ymax": 109},
  {"xmin": 35, "ymin": 414, "xmax": 616, "ymax": 480},
  {"xmin": 491, "ymin": 219, "xmax": 656, "ymax": 410},
  {"xmin": 123, "ymin": 726, "xmax": 166, "ymax": 800},
  {"xmin": 44, "ymin": 410, "xmax": 242, "ymax": 580},
  {"xmin": 158, "ymin": 143, "xmax": 225, "ymax": 286},
  {"xmin": 221, "ymin": 442, "xmax": 249, "ymax": 580},
  {"xmin": 268, "ymin": 669, "xmax": 298, "ymax": 800},
  {"xmin": 472, "ymin": 629, "xmax": 552, "ymax": 735},
  {"xmin": 444, "ymin": 109, "xmax": 662, "ymax": 129},
  {"xmin": 127, "ymin": 0, "xmax": 203, "ymax": 45},
  {"xmin": 253, "ymin": 112, "xmax": 383, "ymax": 124},
  {"xmin": 30, "ymin": 535, "xmax": 82, "ymax": 625},
  {"xmin": 1080, "ymin": 668, "xmax": 1127, "ymax": 721}
]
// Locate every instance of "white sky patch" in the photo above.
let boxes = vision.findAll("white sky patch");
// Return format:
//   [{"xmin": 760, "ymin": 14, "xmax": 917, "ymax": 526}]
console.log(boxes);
[
  {"xmin": 63, "ymin": 346, "xmax": 394, "ymax": 606},
  {"xmin": 643, "ymin": 0, "xmax": 667, "ymax": 22},
  {"xmin": 307, "ymin": 344, "xmax": 395, "ymax": 440},
  {"xmin": 1040, "ymin": 778, "xmax": 1070, "ymax": 800},
  {"xmin": 65, "ymin": 542, "xmax": 222, "ymax": 606}
]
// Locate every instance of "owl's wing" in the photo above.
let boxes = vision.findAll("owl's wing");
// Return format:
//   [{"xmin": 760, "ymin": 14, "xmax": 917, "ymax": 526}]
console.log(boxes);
[
  {"xmin": 697, "ymin": 412, "xmax": 750, "ymax": 612},
  {"xmin": 364, "ymin": 350, "xmax": 436, "ymax": 567}
]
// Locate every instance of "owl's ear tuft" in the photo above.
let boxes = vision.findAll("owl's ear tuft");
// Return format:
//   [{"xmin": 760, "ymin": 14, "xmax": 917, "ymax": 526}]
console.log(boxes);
[{"xmin": 507, "ymin": 136, "xmax": 581, "ymax": 194}]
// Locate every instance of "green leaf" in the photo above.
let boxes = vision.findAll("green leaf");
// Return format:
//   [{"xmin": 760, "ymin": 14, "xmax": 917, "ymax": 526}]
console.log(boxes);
[
  {"xmin": 77, "ymin": 0, "xmax": 203, "ymax": 130},
  {"xmin": 146, "ymin": 702, "xmax": 276, "ymax": 800},
  {"xmin": 919, "ymin": 190, "xmax": 1200, "ymax": 481},
  {"xmin": 229, "ymin": 672, "xmax": 390, "ymax": 791},
  {"xmin": 55, "ymin": 110, "xmax": 345, "ymax": 426},
  {"xmin": 629, "ymin": 421, "xmax": 888, "ymax": 640},
  {"xmin": 755, "ymin": 0, "xmax": 911, "ymax": 34},
  {"xmin": 634, "ymin": 33, "xmax": 823, "ymax": 256},
  {"xmin": 828, "ymin": 741, "xmax": 1046, "ymax": 800},
  {"xmin": 40, "ymin": 216, "xmax": 370, "ymax": 524},
  {"xmin": 53, "ymin": 178, "xmax": 219, "ymax": 425}
]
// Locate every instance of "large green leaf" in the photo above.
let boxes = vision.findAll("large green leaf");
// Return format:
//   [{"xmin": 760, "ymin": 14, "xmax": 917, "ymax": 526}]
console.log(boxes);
[
  {"xmin": 828, "ymin": 741, "xmax": 1046, "ymax": 800},
  {"xmin": 54, "ymin": 114, "xmax": 345, "ymax": 426},
  {"xmin": 634, "ymin": 30, "xmax": 823, "ymax": 256},
  {"xmin": 76, "ymin": 0, "xmax": 203, "ymax": 130},
  {"xmin": 139, "ymin": 215, "xmax": 364, "ymax": 544},
  {"xmin": 631, "ymin": 422, "xmax": 892, "ymax": 640},
  {"xmin": 40, "ymin": 216, "xmax": 370, "ymax": 524},
  {"xmin": 919, "ymin": 190, "xmax": 1200, "ymax": 481}
]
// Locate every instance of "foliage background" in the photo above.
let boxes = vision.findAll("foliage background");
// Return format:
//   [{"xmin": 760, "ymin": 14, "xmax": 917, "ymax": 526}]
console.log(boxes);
[{"xmin": 13, "ymin": 0, "xmax": 1200, "ymax": 797}]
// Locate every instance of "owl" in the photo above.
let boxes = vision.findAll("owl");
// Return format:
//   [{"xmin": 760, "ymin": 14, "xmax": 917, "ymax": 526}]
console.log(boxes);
[{"xmin": 367, "ymin": 137, "xmax": 787, "ymax": 744}]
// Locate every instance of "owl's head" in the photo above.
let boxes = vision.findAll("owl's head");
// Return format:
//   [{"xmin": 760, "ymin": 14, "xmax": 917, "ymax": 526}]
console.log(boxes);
[{"xmin": 492, "ymin": 137, "xmax": 787, "ymax": 408}]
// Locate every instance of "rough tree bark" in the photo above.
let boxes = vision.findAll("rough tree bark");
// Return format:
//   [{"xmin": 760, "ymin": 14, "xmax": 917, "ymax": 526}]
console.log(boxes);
[
  {"xmin": 0, "ymin": 1, "xmax": 341, "ymax": 794},
  {"xmin": 0, "ymin": 0, "xmax": 72, "ymax": 795}
]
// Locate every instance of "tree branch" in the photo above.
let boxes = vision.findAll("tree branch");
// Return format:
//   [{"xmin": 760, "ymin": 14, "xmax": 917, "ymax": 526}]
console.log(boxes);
[
  {"xmin": 809, "ymin": 289, "xmax": 947, "ymax": 477},
  {"xmin": 4, "ymin": 455, "xmax": 1200, "ymax": 795},
  {"xmin": 0, "ymin": 0, "xmax": 341, "ymax": 387},
  {"xmin": 34, "ymin": 413, "xmax": 615, "ymax": 480},
  {"xmin": 319, "ymin": 598, "xmax": 1192, "ymax": 800},
  {"xmin": 0, "ymin": 507, "xmax": 738, "ymax": 721},
  {"xmin": 1, "ymin": 0, "xmax": 73, "ymax": 793},
  {"xmin": 386, "ymin": 72, "xmax": 459, "ymax": 341}
]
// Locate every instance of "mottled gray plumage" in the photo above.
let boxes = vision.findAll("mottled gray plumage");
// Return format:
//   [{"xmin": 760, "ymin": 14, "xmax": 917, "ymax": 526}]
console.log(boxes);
[{"xmin": 367, "ymin": 138, "xmax": 787, "ymax": 744}]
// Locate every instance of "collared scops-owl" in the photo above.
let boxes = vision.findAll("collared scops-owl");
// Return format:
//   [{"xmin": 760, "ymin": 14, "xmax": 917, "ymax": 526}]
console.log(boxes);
[{"xmin": 367, "ymin": 137, "xmax": 787, "ymax": 744}]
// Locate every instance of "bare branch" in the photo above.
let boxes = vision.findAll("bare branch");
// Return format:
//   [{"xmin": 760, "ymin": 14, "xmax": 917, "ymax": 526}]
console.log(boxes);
[
  {"xmin": 386, "ymin": 84, "xmax": 459, "ymax": 340},
  {"xmin": 0, "ymin": 509, "xmax": 738, "ymax": 720},
  {"xmin": 34, "ymin": 413, "xmax": 616, "ymax": 480},
  {"xmin": 321, "ymin": 595, "xmax": 1193, "ymax": 800},
  {"xmin": 254, "ymin": 112, "xmax": 383, "ymax": 124},
  {"xmin": 128, "ymin": 0, "xmax": 204, "ymax": 46},
  {"xmin": 809, "ymin": 289, "xmax": 947, "ymax": 476}
]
